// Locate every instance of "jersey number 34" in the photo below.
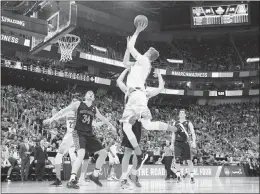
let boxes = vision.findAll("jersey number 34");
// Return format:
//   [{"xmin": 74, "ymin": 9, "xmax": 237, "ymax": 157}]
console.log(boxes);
[{"xmin": 82, "ymin": 114, "xmax": 91, "ymax": 124}]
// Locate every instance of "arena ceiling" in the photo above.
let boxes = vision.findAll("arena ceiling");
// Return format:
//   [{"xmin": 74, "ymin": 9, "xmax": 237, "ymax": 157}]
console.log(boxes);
[
  {"xmin": 1, "ymin": 1, "xmax": 246, "ymax": 20},
  {"xmin": 76, "ymin": 1, "xmax": 245, "ymax": 21}
]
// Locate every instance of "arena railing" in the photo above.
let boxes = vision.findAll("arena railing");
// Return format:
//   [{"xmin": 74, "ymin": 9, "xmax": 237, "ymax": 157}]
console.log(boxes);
[
  {"xmin": 1, "ymin": 97, "xmax": 19, "ymax": 119},
  {"xmin": 1, "ymin": 58, "xmax": 259, "ymax": 97}
]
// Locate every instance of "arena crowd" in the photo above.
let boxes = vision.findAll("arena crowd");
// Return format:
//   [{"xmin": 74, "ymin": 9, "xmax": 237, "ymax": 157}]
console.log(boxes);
[{"xmin": 1, "ymin": 84, "xmax": 259, "ymax": 181}]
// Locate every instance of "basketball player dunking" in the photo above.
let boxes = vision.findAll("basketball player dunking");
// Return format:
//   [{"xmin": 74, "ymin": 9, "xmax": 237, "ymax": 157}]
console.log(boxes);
[
  {"xmin": 172, "ymin": 109, "xmax": 196, "ymax": 184},
  {"xmin": 44, "ymin": 91, "xmax": 116, "ymax": 189}
]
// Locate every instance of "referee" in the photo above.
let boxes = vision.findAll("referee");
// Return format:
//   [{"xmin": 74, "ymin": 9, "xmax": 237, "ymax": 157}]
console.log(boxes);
[{"xmin": 162, "ymin": 140, "xmax": 176, "ymax": 180}]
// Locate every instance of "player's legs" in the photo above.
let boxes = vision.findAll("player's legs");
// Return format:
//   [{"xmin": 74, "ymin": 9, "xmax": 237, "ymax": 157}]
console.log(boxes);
[
  {"xmin": 174, "ymin": 142, "xmax": 183, "ymax": 183},
  {"xmin": 84, "ymin": 136, "xmax": 108, "ymax": 187},
  {"xmin": 141, "ymin": 119, "xmax": 176, "ymax": 132},
  {"xmin": 121, "ymin": 147, "xmax": 133, "ymax": 181},
  {"xmin": 78, "ymin": 153, "xmax": 90, "ymax": 184},
  {"xmin": 107, "ymin": 157, "xmax": 119, "ymax": 180},
  {"xmin": 122, "ymin": 122, "xmax": 142, "ymax": 155},
  {"xmin": 52, "ymin": 133, "xmax": 74, "ymax": 186},
  {"xmin": 67, "ymin": 132, "xmax": 86, "ymax": 189},
  {"xmin": 183, "ymin": 143, "xmax": 195, "ymax": 183}
]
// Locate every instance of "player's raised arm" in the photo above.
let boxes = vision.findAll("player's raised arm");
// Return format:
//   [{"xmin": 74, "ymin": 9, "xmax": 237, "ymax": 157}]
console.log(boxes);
[
  {"xmin": 95, "ymin": 107, "xmax": 116, "ymax": 132},
  {"xmin": 123, "ymin": 37, "xmax": 135, "ymax": 68},
  {"xmin": 127, "ymin": 23, "xmax": 146, "ymax": 61},
  {"xmin": 43, "ymin": 101, "xmax": 80, "ymax": 125},
  {"xmin": 116, "ymin": 68, "xmax": 129, "ymax": 93},
  {"xmin": 188, "ymin": 121, "xmax": 196, "ymax": 148},
  {"xmin": 147, "ymin": 71, "xmax": 165, "ymax": 98}
]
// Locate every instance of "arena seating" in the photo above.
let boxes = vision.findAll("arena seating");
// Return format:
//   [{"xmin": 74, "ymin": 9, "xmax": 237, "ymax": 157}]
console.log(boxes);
[
  {"xmin": 1, "ymin": 84, "xmax": 259, "ymax": 182},
  {"xmin": 71, "ymin": 27, "xmax": 259, "ymax": 72}
]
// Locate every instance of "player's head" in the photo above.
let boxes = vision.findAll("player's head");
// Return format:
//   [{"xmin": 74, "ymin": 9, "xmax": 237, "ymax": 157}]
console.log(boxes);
[
  {"xmin": 144, "ymin": 47, "xmax": 159, "ymax": 62},
  {"xmin": 179, "ymin": 109, "xmax": 186, "ymax": 119},
  {"xmin": 84, "ymin": 90, "xmax": 95, "ymax": 101}
]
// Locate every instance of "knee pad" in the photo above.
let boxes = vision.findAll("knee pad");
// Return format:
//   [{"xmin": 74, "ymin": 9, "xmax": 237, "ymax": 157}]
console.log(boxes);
[
  {"xmin": 55, "ymin": 153, "xmax": 63, "ymax": 165},
  {"xmin": 175, "ymin": 157, "xmax": 181, "ymax": 164}
]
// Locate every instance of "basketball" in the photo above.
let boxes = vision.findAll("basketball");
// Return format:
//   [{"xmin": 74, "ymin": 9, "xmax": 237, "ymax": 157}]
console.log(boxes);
[{"xmin": 134, "ymin": 15, "xmax": 148, "ymax": 28}]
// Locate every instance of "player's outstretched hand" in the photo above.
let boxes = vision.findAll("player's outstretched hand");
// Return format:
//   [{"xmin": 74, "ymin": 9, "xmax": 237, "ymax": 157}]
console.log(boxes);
[
  {"xmin": 136, "ymin": 21, "xmax": 147, "ymax": 33},
  {"xmin": 127, "ymin": 36, "xmax": 131, "ymax": 43}
]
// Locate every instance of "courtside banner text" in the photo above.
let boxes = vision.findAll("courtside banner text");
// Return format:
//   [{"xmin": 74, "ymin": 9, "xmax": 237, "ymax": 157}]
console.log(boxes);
[
  {"xmin": 86, "ymin": 164, "xmax": 226, "ymax": 179},
  {"xmin": 171, "ymin": 71, "xmax": 208, "ymax": 77}
]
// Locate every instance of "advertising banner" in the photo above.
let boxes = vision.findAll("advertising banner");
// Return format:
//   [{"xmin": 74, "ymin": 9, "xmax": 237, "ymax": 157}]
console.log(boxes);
[
  {"xmin": 1, "ymin": 10, "xmax": 47, "ymax": 37},
  {"xmin": 1, "ymin": 34, "xmax": 30, "ymax": 47},
  {"xmin": 171, "ymin": 71, "xmax": 208, "ymax": 78},
  {"xmin": 84, "ymin": 164, "xmax": 224, "ymax": 180},
  {"xmin": 219, "ymin": 166, "xmax": 245, "ymax": 177}
]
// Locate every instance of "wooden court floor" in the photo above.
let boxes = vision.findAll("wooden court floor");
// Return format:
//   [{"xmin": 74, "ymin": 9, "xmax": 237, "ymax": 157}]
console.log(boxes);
[{"xmin": 1, "ymin": 177, "xmax": 259, "ymax": 193}]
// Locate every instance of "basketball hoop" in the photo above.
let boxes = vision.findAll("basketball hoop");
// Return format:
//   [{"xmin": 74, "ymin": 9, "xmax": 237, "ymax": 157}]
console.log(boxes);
[{"xmin": 58, "ymin": 34, "xmax": 80, "ymax": 62}]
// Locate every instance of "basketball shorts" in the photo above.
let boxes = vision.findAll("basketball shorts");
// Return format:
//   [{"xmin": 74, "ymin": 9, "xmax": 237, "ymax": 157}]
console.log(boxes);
[
  {"xmin": 58, "ymin": 132, "xmax": 74, "ymax": 154},
  {"xmin": 174, "ymin": 141, "xmax": 191, "ymax": 161},
  {"xmin": 121, "ymin": 120, "xmax": 142, "ymax": 150},
  {"xmin": 72, "ymin": 130, "xmax": 103, "ymax": 154},
  {"xmin": 121, "ymin": 90, "xmax": 152, "ymax": 123}
]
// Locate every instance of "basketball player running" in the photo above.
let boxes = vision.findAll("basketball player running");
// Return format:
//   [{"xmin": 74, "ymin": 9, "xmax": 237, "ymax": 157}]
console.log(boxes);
[
  {"xmin": 44, "ymin": 91, "xmax": 116, "ymax": 189},
  {"xmin": 172, "ymin": 109, "xmax": 196, "ymax": 184}
]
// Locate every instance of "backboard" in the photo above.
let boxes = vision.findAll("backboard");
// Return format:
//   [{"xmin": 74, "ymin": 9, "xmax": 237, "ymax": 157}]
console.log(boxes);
[{"xmin": 30, "ymin": 1, "xmax": 77, "ymax": 55}]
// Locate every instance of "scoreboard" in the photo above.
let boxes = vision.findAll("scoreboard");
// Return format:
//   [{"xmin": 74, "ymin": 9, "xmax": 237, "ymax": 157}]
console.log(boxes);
[{"xmin": 191, "ymin": 3, "xmax": 250, "ymax": 28}]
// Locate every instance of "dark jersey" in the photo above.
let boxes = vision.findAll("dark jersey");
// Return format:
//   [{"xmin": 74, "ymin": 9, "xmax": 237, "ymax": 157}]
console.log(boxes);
[
  {"xmin": 74, "ymin": 102, "xmax": 96, "ymax": 136},
  {"xmin": 175, "ymin": 120, "xmax": 191, "ymax": 143}
]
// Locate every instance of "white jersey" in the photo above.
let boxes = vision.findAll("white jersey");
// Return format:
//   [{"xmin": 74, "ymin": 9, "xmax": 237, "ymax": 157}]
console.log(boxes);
[
  {"xmin": 110, "ymin": 144, "xmax": 118, "ymax": 155},
  {"xmin": 66, "ymin": 111, "xmax": 76, "ymax": 133},
  {"xmin": 126, "ymin": 56, "xmax": 151, "ymax": 89}
]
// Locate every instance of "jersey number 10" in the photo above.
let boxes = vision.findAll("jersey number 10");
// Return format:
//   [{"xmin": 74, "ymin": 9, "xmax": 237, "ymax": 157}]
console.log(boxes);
[{"xmin": 82, "ymin": 114, "xmax": 91, "ymax": 124}]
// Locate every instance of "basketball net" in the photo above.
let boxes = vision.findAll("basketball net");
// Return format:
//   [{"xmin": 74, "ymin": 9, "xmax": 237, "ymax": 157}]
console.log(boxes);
[{"xmin": 58, "ymin": 34, "xmax": 80, "ymax": 62}]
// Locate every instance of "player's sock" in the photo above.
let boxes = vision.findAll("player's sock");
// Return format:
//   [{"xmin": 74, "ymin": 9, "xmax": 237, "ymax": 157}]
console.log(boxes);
[
  {"xmin": 121, "ymin": 172, "xmax": 128, "ymax": 180},
  {"xmin": 176, "ymin": 171, "xmax": 181, "ymax": 177},
  {"xmin": 190, "ymin": 172, "xmax": 194, "ymax": 178},
  {"xmin": 93, "ymin": 168, "xmax": 100, "ymax": 177},
  {"xmin": 69, "ymin": 173, "xmax": 76, "ymax": 181}
]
